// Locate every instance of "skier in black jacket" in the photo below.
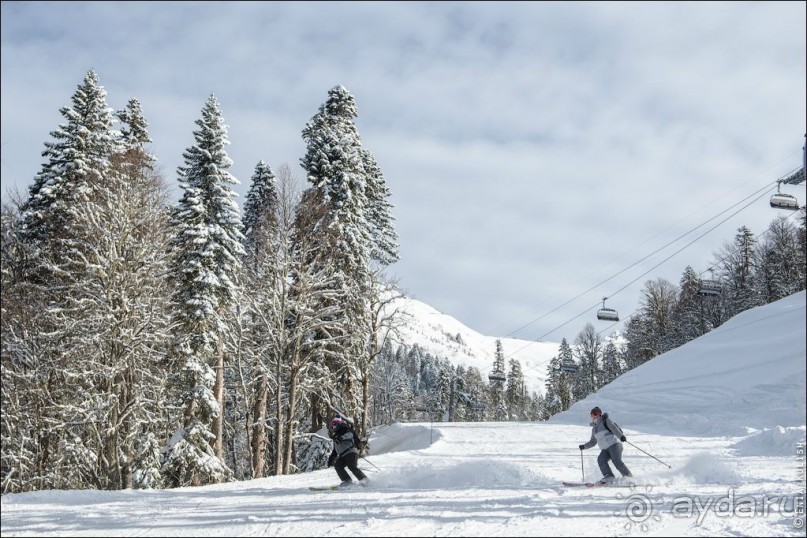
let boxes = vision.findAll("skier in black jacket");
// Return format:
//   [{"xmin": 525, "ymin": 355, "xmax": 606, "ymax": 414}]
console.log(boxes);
[{"xmin": 327, "ymin": 414, "xmax": 368, "ymax": 487}]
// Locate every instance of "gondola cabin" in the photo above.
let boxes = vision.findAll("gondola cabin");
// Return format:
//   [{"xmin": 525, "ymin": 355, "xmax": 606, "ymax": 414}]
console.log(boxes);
[
  {"xmin": 597, "ymin": 307, "xmax": 619, "ymax": 322},
  {"xmin": 488, "ymin": 371, "xmax": 506, "ymax": 383},
  {"xmin": 770, "ymin": 193, "xmax": 799, "ymax": 210},
  {"xmin": 698, "ymin": 279, "xmax": 723, "ymax": 296}
]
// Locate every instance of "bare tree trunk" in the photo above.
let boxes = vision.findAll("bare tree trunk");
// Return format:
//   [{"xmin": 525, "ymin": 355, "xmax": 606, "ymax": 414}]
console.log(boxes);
[
  {"xmin": 358, "ymin": 323, "xmax": 378, "ymax": 439},
  {"xmin": 251, "ymin": 372, "xmax": 268, "ymax": 478},
  {"xmin": 282, "ymin": 370, "xmax": 299, "ymax": 475},
  {"xmin": 212, "ymin": 332, "xmax": 224, "ymax": 460},
  {"xmin": 273, "ymin": 355, "xmax": 285, "ymax": 475}
]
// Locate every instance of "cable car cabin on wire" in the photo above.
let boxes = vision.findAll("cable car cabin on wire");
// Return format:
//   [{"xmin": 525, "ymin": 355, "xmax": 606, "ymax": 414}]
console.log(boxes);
[
  {"xmin": 559, "ymin": 358, "xmax": 578, "ymax": 374},
  {"xmin": 488, "ymin": 370, "xmax": 506, "ymax": 383},
  {"xmin": 698, "ymin": 268, "xmax": 723, "ymax": 297},
  {"xmin": 770, "ymin": 178, "xmax": 800, "ymax": 211},
  {"xmin": 770, "ymin": 192, "xmax": 799, "ymax": 210},
  {"xmin": 597, "ymin": 297, "xmax": 619, "ymax": 322},
  {"xmin": 698, "ymin": 279, "xmax": 723, "ymax": 297}
]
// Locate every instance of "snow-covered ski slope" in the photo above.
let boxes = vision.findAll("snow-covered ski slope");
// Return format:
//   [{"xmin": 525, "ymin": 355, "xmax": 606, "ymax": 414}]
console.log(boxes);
[
  {"xmin": 387, "ymin": 295, "xmax": 562, "ymax": 394},
  {"xmin": 1, "ymin": 292, "xmax": 804, "ymax": 537},
  {"xmin": 551, "ymin": 289, "xmax": 806, "ymax": 438}
]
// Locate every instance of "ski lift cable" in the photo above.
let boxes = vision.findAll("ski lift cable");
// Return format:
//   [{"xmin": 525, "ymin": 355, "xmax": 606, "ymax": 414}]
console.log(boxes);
[
  {"xmin": 593, "ymin": 204, "xmax": 806, "ymax": 336},
  {"xmin": 503, "ymin": 178, "xmax": 781, "ymax": 342},
  {"xmin": 489, "ymin": 149, "xmax": 802, "ymax": 338},
  {"xmin": 513, "ymin": 185, "xmax": 777, "ymax": 372},
  {"xmin": 591, "ymin": 186, "xmax": 775, "ymax": 313},
  {"xmin": 478, "ymin": 167, "xmax": 801, "ymax": 376}
]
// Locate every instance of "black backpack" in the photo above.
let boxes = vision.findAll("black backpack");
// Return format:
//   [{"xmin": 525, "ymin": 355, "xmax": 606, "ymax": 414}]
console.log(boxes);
[{"xmin": 602, "ymin": 413, "xmax": 621, "ymax": 436}]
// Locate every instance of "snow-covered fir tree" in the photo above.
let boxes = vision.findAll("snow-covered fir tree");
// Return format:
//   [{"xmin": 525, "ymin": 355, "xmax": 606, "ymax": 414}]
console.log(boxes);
[
  {"xmin": 163, "ymin": 95, "xmax": 243, "ymax": 487},
  {"xmin": 504, "ymin": 359, "xmax": 527, "ymax": 420},
  {"xmin": 670, "ymin": 265, "xmax": 708, "ymax": 348},
  {"xmin": 241, "ymin": 160, "xmax": 279, "ymax": 258},
  {"xmin": 297, "ymin": 85, "xmax": 376, "ymax": 426},
  {"xmin": 361, "ymin": 148, "xmax": 399, "ymax": 267},
  {"xmin": 543, "ymin": 355, "xmax": 563, "ymax": 416},
  {"xmin": 235, "ymin": 160, "xmax": 281, "ymax": 478},
  {"xmin": 599, "ymin": 339, "xmax": 623, "ymax": 387},
  {"xmin": 62, "ymin": 95, "xmax": 172, "ymax": 490},
  {"xmin": 116, "ymin": 98, "xmax": 152, "ymax": 152},
  {"xmin": 551, "ymin": 339, "xmax": 575, "ymax": 412},
  {"xmin": 19, "ymin": 69, "xmax": 117, "ymax": 257},
  {"xmin": 131, "ymin": 432, "xmax": 164, "ymax": 489},
  {"xmin": 716, "ymin": 226, "xmax": 759, "ymax": 318},
  {"xmin": 755, "ymin": 216, "xmax": 803, "ymax": 303},
  {"xmin": 488, "ymin": 340, "xmax": 508, "ymax": 421}
]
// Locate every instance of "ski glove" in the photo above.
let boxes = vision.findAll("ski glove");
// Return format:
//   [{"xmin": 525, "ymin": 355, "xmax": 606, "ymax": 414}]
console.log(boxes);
[
  {"xmin": 578, "ymin": 444, "xmax": 585, "ymax": 450},
  {"xmin": 620, "ymin": 436, "xmax": 626, "ymax": 442}
]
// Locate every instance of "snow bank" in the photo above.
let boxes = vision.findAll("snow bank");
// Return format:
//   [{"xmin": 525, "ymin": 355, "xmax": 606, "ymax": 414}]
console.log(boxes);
[
  {"xmin": 731, "ymin": 426, "xmax": 807, "ymax": 456},
  {"xmin": 551, "ymin": 291, "xmax": 806, "ymax": 437}
]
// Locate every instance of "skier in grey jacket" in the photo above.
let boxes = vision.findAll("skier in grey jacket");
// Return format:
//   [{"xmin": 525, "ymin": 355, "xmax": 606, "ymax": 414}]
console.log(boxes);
[{"xmin": 579, "ymin": 406, "xmax": 633, "ymax": 484}]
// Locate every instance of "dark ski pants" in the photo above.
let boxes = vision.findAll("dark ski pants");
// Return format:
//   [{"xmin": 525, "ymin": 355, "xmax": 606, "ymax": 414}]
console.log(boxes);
[
  {"xmin": 598, "ymin": 443, "xmax": 632, "ymax": 479},
  {"xmin": 334, "ymin": 452, "xmax": 366, "ymax": 482}
]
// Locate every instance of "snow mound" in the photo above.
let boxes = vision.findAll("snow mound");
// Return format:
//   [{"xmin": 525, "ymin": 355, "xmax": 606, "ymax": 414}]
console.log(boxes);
[{"xmin": 731, "ymin": 426, "xmax": 807, "ymax": 456}]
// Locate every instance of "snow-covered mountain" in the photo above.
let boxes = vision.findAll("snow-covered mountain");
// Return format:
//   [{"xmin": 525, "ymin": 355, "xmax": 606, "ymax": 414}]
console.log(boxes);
[{"xmin": 385, "ymin": 295, "xmax": 561, "ymax": 394}]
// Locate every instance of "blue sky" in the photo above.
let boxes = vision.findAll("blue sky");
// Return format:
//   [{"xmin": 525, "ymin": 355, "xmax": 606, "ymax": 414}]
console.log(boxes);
[{"xmin": 2, "ymin": 1, "xmax": 805, "ymax": 340}]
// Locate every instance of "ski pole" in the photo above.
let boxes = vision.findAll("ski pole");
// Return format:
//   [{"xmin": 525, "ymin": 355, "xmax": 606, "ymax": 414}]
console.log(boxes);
[
  {"xmin": 580, "ymin": 448, "xmax": 585, "ymax": 482},
  {"xmin": 361, "ymin": 455, "xmax": 381, "ymax": 472},
  {"xmin": 626, "ymin": 440, "xmax": 671, "ymax": 469}
]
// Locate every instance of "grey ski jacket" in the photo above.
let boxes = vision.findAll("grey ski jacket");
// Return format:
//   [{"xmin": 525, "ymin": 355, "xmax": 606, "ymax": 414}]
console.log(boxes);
[{"xmin": 582, "ymin": 412, "xmax": 625, "ymax": 451}]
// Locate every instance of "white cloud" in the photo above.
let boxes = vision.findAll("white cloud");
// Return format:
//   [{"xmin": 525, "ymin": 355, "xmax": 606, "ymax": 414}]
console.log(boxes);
[{"xmin": 2, "ymin": 1, "xmax": 805, "ymax": 338}]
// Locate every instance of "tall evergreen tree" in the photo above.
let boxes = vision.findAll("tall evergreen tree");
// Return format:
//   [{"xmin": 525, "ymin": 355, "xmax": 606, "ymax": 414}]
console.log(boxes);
[
  {"xmin": 505, "ymin": 358, "xmax": 527, "ymax": 420},
  {"xmin": 3, "ymin": 78, "xmax": 172, "ymax": 492},
  {"xmin": 543, "ymin": 355, "xmax": 562, "ymax": 416},
  {"xmin": 716, "ymin": 226, "xmax": 759, "ymax": 318},
  {"xmin": 19, "ymin": 69, "xmax": 117, "ymax": 251},
  {"xmin": 488, "ymin": 340, "xmax": 508, "ymax": 421},
  {"xmin": 116, "ymin": 98, "xmax": 152, "ymax": 152},
  {"xmin": 163, "ymin": 95, "xmax": 243, "ymax": 487},
  {"xmin": 235, "ymin": 160, "xmax": 284, "ymax": 479},
  {"xmin": 242, "ymin": 161, "xmax": 279, "ymax": 258},
  {"xmin": 361, "ymin": 148, "xmax": 399, "ymax": 267},
  {"xmin": 670, "ymin": 265, "xmax": 707, "ymax": 347},
  {"xmin": 600, "ymin": 339, "xmax": 623, "ymax": 386},
  {"xmin": 297, "ymin": 85, "xmax": 375, "ymax": 425},
  {"xmin": 755, "ymin": 216, "xmax": 803, "ymax": 303}
]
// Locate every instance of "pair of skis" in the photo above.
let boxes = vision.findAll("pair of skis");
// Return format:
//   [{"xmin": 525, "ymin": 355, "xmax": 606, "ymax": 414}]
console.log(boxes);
[
  {"xmin": 309, "ymin": 483, "xmax": 369, "ymax": 491},
  {"xmin": 309, "ymin": 485, "xmax": 343, "ymax": 491},
  {"xmin": 561, "ymin": 481, "xmax": 636, "ymax": 488},
  {"xmin": 312, "ymin": 482, "xmax": 636, "ymax": 490}
]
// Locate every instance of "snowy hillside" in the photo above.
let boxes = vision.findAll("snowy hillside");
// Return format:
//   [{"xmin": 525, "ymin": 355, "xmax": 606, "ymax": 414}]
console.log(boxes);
[
  {"xmin": 386, "ymin": 295, "xmax": 561, "ymax": 394},
  {"xmin": 552, "ymin": 290, "xmax": 807, "ymax": 438},
  {"xmin": 1, "ymin": 292, "xmax": 805, "ymax": 536}
]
